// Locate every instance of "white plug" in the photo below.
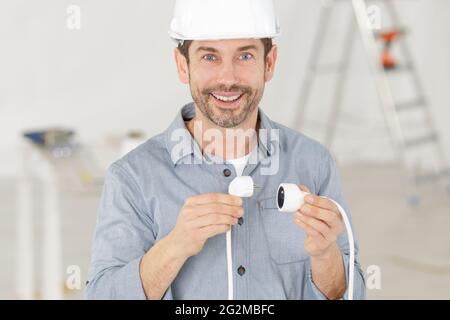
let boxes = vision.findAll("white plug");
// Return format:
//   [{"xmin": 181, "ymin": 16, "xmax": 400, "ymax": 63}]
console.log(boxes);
[
  {"xmin": 228, "ymin": 176, "xmax": 254, "ymax": 198},
  {"xmin": 277, "ymin": 183, "xmax": 309, "ymax": 212}
]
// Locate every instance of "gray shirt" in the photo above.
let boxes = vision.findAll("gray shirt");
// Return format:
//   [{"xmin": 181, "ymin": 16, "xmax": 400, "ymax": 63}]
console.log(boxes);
[{"xmin": 86, "ymin": 102, "xmax": 366, "ymax": 300}]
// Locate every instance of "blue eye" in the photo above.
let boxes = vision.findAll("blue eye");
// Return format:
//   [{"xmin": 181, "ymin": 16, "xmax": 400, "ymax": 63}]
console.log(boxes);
[
  {"xmin": 239, "ymin": 53, "xmax": 253, "ymax": 61},
  {"xmin": 203, "ymin": 54, "xmax": 217, "ymax": 62}
]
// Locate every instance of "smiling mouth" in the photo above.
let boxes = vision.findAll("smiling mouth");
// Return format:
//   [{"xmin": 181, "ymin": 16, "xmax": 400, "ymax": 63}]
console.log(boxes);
[
  {"xmin": 211, "ymin": 93, "xmax": 243, "ymax": 102},
  {"xmin": 209, "ymin": 93, "xmax": 244, "ymax": 108}
]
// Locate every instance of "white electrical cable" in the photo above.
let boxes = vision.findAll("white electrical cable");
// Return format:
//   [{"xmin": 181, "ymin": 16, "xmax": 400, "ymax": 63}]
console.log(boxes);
[
  {"xmin": 323, "ymin": 197, "xmax": 355, "ymax": 300},
  {"xmin": 277, "ymin": 183, "xmax": 355, "ymax": 300},
  {"xmin": 226, "ymin": 180, "xmax": 355, "ymax": 300},
  {"xmin": 227, "ymin": 176, "xmax": 254, "ymax": 300},
  {"xmin": 225, "ymin": 230, "xmax": 233, "ymax": 300}
]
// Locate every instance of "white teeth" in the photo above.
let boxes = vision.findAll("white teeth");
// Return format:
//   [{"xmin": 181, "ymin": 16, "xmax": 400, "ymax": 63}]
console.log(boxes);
[{"xmin": 212, "ymin": 93, "xmax": 242, "ymax": 102}]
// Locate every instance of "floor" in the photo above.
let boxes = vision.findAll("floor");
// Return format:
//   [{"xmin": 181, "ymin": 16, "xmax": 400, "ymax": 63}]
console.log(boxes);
[
  {"xmin": 1, "ymin": 162, "xmax": 449, "ymax": 299},
  {"xmin": 340, "ymin": 163, "xmax": 450, "ymax": 299}
]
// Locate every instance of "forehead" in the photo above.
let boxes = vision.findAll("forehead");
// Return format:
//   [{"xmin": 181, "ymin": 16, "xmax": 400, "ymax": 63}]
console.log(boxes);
[{"xmin": 190, "ymin": 38, "xmax": 264, "ymax": 53}]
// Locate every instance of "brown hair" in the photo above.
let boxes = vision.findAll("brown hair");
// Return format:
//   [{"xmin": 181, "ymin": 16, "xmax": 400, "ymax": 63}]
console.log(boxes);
[{"xmin": 178, "ymin": 38, "xmax": 273, "ymax": 64}]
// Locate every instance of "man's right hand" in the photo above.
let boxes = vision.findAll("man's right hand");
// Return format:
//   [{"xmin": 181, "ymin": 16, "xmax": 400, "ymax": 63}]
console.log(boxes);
[{"xmin": 168, "ymin": 193, "xmax": 244, "ymax": 259}]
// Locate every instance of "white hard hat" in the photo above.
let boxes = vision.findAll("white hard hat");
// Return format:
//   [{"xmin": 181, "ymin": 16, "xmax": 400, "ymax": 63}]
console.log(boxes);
[{"xmin": 169, "ymin": 0, "xmax": 281, "ymax": 42}]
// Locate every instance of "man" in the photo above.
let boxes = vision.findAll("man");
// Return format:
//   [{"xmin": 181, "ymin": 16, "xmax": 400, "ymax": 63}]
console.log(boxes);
[{"xmin": 86, "ymin": 0, "xmax": 366, "ymax": 300}]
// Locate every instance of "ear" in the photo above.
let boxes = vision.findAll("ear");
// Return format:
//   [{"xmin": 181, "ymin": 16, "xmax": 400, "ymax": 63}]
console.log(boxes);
[
  {"xmin": 264, "ymin": 44, "xmax": 278, "ymax": 82},
  {"xmin": 174, "ymin": 47, "xmax": 190, "ymax": 84}
]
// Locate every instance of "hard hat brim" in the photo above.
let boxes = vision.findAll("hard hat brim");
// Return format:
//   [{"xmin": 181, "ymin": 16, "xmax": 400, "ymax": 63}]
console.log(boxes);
[{"xmin": 169, "ymin": 30, "xmax": 281, "ymax": 44}]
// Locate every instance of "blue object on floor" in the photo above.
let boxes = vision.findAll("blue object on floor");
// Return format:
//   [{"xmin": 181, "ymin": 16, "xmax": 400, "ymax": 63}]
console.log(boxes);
[{"xmin": 24, "ymin": 131, "xmax": 46, "ymax": 145}]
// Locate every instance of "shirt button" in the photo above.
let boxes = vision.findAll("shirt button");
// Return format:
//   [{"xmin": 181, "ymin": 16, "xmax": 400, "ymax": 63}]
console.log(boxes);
[
  {"xmin": 237, "ymin": 266, "xmax": 246, "ymax": 276},
  {"xmin": 238, "ymin": 217, "xmax": 244, "ymax": 225},
  {"xmin": 223, "ymin": 168, "xmax": 231, "ymax": 177}
]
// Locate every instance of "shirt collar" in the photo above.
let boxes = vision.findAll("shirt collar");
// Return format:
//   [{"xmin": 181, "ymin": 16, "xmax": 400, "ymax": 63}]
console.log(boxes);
[{"xmin": 164, "ymin": 102, "xmax": 280, "ymax": 166}]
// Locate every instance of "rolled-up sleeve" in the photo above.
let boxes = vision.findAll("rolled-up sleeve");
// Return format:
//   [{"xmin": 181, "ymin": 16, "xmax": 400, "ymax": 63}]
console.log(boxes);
[
  {"xmin": 86, "ymin": 163, "xmax": 156, "ymax": 299},
  {"xmin": 304, "ymin": 148, "xmax": 366, "ymax": 300}
]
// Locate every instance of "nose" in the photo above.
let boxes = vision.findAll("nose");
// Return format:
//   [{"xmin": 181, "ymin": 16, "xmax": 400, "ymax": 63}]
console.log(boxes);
[{"xmin": 216, "ymin": 59, "xmax": 240, "ymax": 87}]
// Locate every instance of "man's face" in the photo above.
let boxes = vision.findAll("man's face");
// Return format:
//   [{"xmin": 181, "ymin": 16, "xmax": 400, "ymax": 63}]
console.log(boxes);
[{"xmin": 175, "ymin": 39, "xmax": 277, "ymax": 128}]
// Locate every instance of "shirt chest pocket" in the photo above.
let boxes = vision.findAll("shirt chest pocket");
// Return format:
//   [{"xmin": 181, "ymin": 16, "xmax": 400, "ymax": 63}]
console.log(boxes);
[{"xmin": 258, "ymin": 201, "xmax": 310, "ymax": 265}]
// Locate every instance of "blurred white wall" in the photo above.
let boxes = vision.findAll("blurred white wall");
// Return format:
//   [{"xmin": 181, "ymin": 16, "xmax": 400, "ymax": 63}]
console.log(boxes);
[{"xmin": 0, "ymin": 0, "xmax": 449, "ymax": 176}]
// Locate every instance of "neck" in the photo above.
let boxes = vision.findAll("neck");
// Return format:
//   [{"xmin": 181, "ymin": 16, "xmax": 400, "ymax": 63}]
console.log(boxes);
[{"xmin": 186, "ymin": 106, "xmax": 259, "ymax": 160}]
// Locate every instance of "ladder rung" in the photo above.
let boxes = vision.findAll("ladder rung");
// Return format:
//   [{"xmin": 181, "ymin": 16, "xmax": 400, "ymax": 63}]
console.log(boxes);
[
  {"xmin": 414, "ymin": 169, "xmax": 450, "ymax": 184},
  {"xmin": 404, "ymin": 133, "xmax": 438, "ymax": 148},
  {"xmin": 395, "ymin": 97, "xmax": 427, "ymax": 111}
]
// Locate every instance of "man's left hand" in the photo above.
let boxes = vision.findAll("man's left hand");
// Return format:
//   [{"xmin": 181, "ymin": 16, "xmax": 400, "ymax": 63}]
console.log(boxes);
[{"xmin": 293, "ymin": 185, "xmax": 344, "ymax": 258}]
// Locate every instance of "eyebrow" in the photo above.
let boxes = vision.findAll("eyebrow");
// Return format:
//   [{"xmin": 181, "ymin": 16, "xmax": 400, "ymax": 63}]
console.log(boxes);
[
  {"xmin": 196, "ymin": 47, "xmax": 219, "ymax": 54},
  {"xmin": 195, "ymin": 45, "xmax": 259, "ymax": 54},
  {"xmin": 236, "ymin": 45, "xmax": 258, "ymax": 52}
]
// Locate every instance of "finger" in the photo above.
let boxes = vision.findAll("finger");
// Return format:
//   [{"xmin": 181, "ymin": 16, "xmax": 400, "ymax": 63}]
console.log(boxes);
[
  {"xmin": 185, "ymin": 203, "xmax": 244, "ymax": 219},
  {"xmin": 298, "ymin": 205, "xmax": 339, "ymax": 227},
  {"xmin": 297, "ymin": 206, "xmax": 344, "ymax": 240},
  {"xmin": 197, "ymin": 224, "xmax": 231, "ymax": 240},
  {"xmin": 186, "ymin": 193, "xmax": 243, "ymax": 206},
  {"xmin": 304, "ymin": 194, "xmax": 338, "ymax": 212},
  {"xmin": 293, "ymin": 216, "xmax": 320, "ymax": 237},
  {"xmin": 298, "ymin": 185, "xmax": 311, "ymax": 194},
  {"xmin": 295, "ymin": 212, "xmax": 332, "ymax": 240},
  {"xmin": 191, "ymin": 213, "xmax": 238, "ymax": 228}
]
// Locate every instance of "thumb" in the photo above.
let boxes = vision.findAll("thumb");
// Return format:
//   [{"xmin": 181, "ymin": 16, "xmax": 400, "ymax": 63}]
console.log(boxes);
[{"xmin": 298, "ymin": 185, "xmax": 311, "ymax": 193}]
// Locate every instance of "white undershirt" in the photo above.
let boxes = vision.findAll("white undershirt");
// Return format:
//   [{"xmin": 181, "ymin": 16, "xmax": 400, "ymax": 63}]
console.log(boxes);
[
  {"xmin": 226, "ymin": 154, "xmax": 251, "ymax": 177},
  {"xmin": 225, "ymin": 144, "xmax": 257, "ymax": 177}
]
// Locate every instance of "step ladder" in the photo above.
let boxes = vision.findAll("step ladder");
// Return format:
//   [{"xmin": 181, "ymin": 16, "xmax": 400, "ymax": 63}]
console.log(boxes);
[{"xmin": 294, "ymin": 0, "xmax": 450, "ymax": 205}]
